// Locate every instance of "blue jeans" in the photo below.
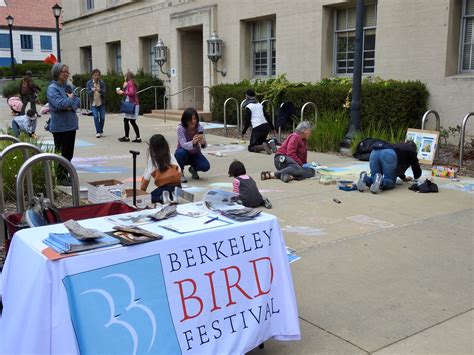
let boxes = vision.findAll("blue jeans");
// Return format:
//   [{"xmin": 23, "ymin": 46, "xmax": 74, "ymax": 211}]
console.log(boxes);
[
  {"xmin": 151, "ymin": 184, "xmax": 179, "ymax": 203},
  {"xmin": 366, "ymin": 149, "xmax": 398, "ymax": 190},
  {"xmin": 91, "ymin": 105, "xmax": 105, "ymax": 134},
  {"xmin": 11, "ymin": 120, "xmax": 20, "ymax": 137},
  {"xmin": 174, "ymin": 148, "xmax": 210, "ymax": 173}
]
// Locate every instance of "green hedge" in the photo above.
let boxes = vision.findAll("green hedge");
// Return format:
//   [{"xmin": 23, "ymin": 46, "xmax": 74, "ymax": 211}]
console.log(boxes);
[
  {"xmin": 2, "ymin": 79, "xmax": 49, "ymax": 103},
  {"xmin": 72, "ymin": 73, "xmax": 165, "ymax": 114},
  {"xmin": 0, "ymin": 62, "xmax": 53, "ymax": 80},
  {"xmin": 210, "ymin": 79, "xmax": 429, "ymax": 129}
]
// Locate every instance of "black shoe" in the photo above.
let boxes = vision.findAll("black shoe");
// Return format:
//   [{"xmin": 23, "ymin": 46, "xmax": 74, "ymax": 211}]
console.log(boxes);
[
  {"xmin": 118, "ymin": 137, "xmax": 130, "ymax": 142},
  {"xmin": 132, "ymin": 138, "xmax": 142, "ymax": 143},
  {"xmin": 189, "ymin": 166, "xmax": 200, "ymax": 180},
  {"xmin": 59, "ymin": 178, "xmax": 72, "ymax": 187}
]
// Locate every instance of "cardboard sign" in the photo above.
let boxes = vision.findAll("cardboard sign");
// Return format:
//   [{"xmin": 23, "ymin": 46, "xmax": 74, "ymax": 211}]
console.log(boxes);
[{"xmin": 406, "ymin": 128, "xmax": 439, "ymax": 164}]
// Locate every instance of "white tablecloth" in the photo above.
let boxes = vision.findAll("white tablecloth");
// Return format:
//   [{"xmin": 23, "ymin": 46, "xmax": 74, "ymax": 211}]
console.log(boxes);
[{"xmin": 0, "ymin": 206, "xmax": 300, "ymax": 354}]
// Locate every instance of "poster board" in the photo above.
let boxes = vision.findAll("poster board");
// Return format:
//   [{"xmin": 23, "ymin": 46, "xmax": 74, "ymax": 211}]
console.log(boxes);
[{"xmin": 405, "ymin": 128, "xmax": 439, "ymax": 164}]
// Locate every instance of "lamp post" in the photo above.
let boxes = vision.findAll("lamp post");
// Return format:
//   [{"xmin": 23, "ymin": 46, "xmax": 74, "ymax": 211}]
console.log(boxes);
[
  {"xmin": 154, "ymin": 38, "xmax": 171, "ymax": 78},
  {"xmin": 207, "ymin": 31, "xmax": 226, "ymax": 77},
  {"xmin": 6, "ymin": 15, "xmax": 14, "ymax": 80},
  {"xmin": 52, "ymin": 3, "xmax": 62, "ymax": 62},
  {"xmin": 341, "ymin": 0, "xmax": 364, "ymax": 148}
]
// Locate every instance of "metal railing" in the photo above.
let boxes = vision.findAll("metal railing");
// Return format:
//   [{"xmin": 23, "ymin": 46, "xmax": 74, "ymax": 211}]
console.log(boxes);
[
  {"xmin": 163, "ymin": 86, "xmax": 210, "ymax": 122},
  {"xmin": 79, "ymin": 88, "xmax": 90, "ymax": 115},
  {"xmin": 16, "ymin": 153, "xmax": 80, "ymax": 213},
  {"xmin": 239, "ymin": 99, "xmax": 246, "ymax": 133},
  {"xmin": 421, "ymin": 110, "xmax": 440, "ymax": 131},
  {"xmin": 137, "ymin": 85, "xmax": 171, "ymax": 111},
  {"xmin": 458, "ymin": 112, "xmax": 474, "ymax": 169},
  {"xmin": 223, "ymin": 98, "xmax": 240, "ymax": 136},
  {"xmin": 261, "ymin": 99, "xmax": 275, "ymax": 128}
]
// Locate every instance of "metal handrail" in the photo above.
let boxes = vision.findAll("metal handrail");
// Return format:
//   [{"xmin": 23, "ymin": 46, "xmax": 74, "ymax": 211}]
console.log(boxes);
[
  {"xmin": 278, "ymin": 102, "xmax": 285, "ymax": 142},
  {"xmin": 261, "ymin": 99, "xmax": 275, "ymax": 128},
  {"xmin": 79, "ymin": 88, "xmax": 90, "ymax": 115},
  {"xmin": 16, "ymin": 153, "xmax": 80, "ymax": 213},
  {"xmin": 223, "ymin": 98, "xmax": 240, "ymax": 136},
  {"xmin": 163, "ymin": 86, "xmax": 210, "ymax": 122},
  {"xmin": 137, "ymin": 85, "xmax": 171, "ymax": 111},
  {"xmin": 421, "ymin": 110, "xmax": 440, "ymax": 131},
  {"xmin": 299, "ymin": 102, "xmax": 318, "ymax": 130},
  {"xmin": 458, "ymin": 112, "xmax": 474, "ymax": 169}
]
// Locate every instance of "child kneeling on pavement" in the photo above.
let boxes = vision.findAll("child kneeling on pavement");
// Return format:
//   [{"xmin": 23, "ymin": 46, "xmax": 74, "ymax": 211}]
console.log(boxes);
[
  {"xmin": 228, "ymin": 160, "xmax": 272, "ymax": 209},
  {"xmin": 11, "ymin": 109, "xmax": 37, "ymax": 137}
]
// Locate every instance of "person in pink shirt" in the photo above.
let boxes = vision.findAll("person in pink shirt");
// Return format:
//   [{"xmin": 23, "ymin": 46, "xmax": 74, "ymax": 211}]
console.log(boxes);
[
  {"xmin": 117, "ymin": 71, "xmax": 141, "ymax": 143},
  {"xmin": 260, "ymin": 121, "xmax": 315, "ymax": 182}
]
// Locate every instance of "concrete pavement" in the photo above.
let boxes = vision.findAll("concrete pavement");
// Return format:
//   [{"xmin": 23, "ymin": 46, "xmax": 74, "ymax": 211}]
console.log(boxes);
[{"xmin": 1, "ymin": 101, "xmax": 473, "ymax": 354}]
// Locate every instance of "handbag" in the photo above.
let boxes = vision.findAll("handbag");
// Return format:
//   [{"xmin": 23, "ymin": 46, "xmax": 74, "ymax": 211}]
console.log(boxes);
[
  {"xmin": 151, "ymin": 164, "xmax": 181, "ymax": 187},
  {"xmin": 120, "ymin": 101, "xmax": 136, "ymax": 114}
]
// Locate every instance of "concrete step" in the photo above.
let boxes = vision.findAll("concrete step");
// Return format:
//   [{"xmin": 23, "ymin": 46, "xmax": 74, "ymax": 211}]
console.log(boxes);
[{"xmin": 143, "ymin": 109, "xmax": 212, "ymax": 122}]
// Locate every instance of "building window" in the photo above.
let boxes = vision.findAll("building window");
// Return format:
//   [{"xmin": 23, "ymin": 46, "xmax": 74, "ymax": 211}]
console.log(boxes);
[
  {"xmin": 461, "ymin": 0, "xmax": 474, "ymax": 71},
  {"xmin": 113, "ymin": 43, "xmax": 122, "ymax": 74},
  {"xmin": 20, "ymin": 34, "xmax": 33, "ymax": 50},
  {"xmin": 0, "ymin": 33, "xmax": 10, "ymax": 49},
  {"xmin": 251, "ymin": 19, "xmax": 276, "ymax": 78},
  {"xmin": 85, "ymin": 0, "xmax": 94, "ymax": 10},
  {"xmin": 80, "ymin": 46, "xmax": 92, "ymax": 74},
  {"xmin": 335, "ymin": 4, "xmax": 377, "ymax": 75},
  {"xmin": 40, "ymin": 35, "xmax": 52, "ymax": 51},
  {"xmin": 147, "ymin": 38, "xmax": 159, "ymax": 77}
]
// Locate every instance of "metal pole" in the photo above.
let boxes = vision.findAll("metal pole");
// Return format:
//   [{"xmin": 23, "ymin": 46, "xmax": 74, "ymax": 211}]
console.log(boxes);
[
  {"xmin": 8, "ymin": 24, "xmax": 14, "ymax": 80},
  {"xmin": 130, "ymin": 150, "xmax": 140, "ymax": 207},
  {"xmin": 55, "ymin": 15, "xmax": 61, "ymax": 62},
  {"xmin": 342, "ymin": 0, "xmax": 364, "ymax": 148}
]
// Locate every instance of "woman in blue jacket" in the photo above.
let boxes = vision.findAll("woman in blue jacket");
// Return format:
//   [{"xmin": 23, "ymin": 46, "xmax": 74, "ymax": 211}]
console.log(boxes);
[{"xmin": 47, "ymin": 63, "xmax": 80, "ymax": 186}]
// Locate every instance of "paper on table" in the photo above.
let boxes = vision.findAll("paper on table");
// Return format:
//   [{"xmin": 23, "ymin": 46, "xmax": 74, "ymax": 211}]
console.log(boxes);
[{"xmin": 160, "ymin": 215, "xmax": 231, "ymax": 234}]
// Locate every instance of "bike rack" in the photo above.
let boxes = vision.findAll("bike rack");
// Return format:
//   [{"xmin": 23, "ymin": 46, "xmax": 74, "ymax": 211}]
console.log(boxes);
[
  {"xmin": 299, "ymin": 102, "xmax": 318, "ymax": 130},
  {"xmin": 79, "ymin": 88, "xmax": 90, "ymax": 115},
  {"xmin": 223, "ymin": 98, "xmax": 240, "ymax": 136},
  {"xmin": 458, "ymin": 112, "xmax": 474, "ymax": 169},
  {"xmin": 16, "ymin": 153, "xmax": 80, "ymax": 213},
  {"xmin": 239, "ymin": 99, "xmax": 247, "ymax": 133},
  {"xmin": 421, "ymin": 110, "xmax": 440, "ymax": 131}
]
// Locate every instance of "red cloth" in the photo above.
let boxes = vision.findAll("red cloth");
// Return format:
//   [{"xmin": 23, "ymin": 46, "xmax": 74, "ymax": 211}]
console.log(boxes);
[{"xmin": 276, "ymin": 133, "xmax": 308, "ymax": 166}]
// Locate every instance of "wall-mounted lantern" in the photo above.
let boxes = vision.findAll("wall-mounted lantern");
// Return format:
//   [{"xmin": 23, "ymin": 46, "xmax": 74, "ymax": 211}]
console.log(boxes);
[
  {"xmin": 207, "ymin": 31, "xmax": 226, "ymax": 77},
  {"xmin": 154, "ymin": 38, "xmax": 171, "ymax": 78}
]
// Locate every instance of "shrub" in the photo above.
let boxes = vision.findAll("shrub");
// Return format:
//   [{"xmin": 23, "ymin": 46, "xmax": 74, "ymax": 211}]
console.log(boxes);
[
  {"xmin": 307, "ymin": 111, "xmax": 350, "ymax": 152},
  {"xmin": 210, "ymin": 78, "xmax": 429, "ymax": 131},
  {"xmin": 2, "ymin": 78, "xmax": 49, "ymax": 103},
  {"xmin": 0, "ymin": 133, "xmax": 56, "ymax": 202},
  {"xmin": 72, "ymin": 72, "xmax": 165, "ymax": 114},
  {"xmin": 0, "ymin": 62, "xmax": 52, "ymax": 80}
]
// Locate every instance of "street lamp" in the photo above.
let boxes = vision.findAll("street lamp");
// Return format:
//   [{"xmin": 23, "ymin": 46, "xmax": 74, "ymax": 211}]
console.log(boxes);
[
  {"xmin": 154, "ymin": 38, "xmax": 171, "ymax": 78},
  {"xmin": 52, "ymin": 3, "xmax": 62, "ymax": 62},
  {"xmin": 207, "ymin": 31, "xmax": 226, "ymax": 77},
  {"xmin": 6, "ymin": 15, "xmax": 14, "ymax": 80}
]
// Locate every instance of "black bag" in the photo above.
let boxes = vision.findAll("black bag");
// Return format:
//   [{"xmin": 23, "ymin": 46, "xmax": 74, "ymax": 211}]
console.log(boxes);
[
  {"xmin": 237, "ymin": 176, "xmax": 264, "ymax": 208},
  {"xmin": 120, "ymin": 101, "xmax": 136, "ymax": 114},
  {"xmin": 408, "ymin": 179, "xmax": 439, "ymax": 193},
  {"xmin": 276, "ymin": 101, "xmax": 296, "ymax": 130},
  {"xmin": 44, "ymin": 119, "xmax": 51, "ymax": 131},
  {"xmin": 353, "ymin": 138, "xmax": 391, "ymax": 161}
]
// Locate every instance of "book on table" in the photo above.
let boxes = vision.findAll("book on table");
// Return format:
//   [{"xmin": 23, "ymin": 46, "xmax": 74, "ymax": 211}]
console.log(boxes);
[{"xmin": 43, "ymin": 232, "xmax": 120, "ymax": 254}]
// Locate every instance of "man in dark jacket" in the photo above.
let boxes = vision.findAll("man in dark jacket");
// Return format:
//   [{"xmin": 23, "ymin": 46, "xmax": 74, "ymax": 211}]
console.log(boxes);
[
  {"xmin": 357, "ymin": 141, "xmax": 422, "ymax": 193},
  {"xmin": 19, "ymin": 71, "xmax": 39, "ymax": 116}
]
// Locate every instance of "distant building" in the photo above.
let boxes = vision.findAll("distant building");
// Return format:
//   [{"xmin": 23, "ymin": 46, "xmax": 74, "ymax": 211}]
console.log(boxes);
[
  {"xmin": 60, "ymin": 0, "xmax": 473, "ymax": 131},
  {"xmin": 0, "ymin": 0, "xmax": 61, "ymax": 66}
]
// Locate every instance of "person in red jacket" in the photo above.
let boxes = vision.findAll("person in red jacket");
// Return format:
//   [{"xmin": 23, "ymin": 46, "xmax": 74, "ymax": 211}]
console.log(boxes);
[{"xmin": 260, "ymin": 120, "xmax": 315, "ymax": 182}]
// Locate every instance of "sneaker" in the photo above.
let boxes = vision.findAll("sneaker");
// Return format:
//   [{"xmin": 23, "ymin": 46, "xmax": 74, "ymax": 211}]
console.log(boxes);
[
  {"xmin": 118, "ymin": 137, "xmax": 130, "ymax": 142},
  {"xmin": 262, "ymin": 142, "xmax": 272, "ymax": 155},
  {"xmin": 356, "ymin": 171, "xmax": 368, "ymax": 192},
  {"xmin": 370, "ymin": 173, "xmax": 383, "ymax": 194},
  {"xmin": 181, "ymin": 174, "xmax": 188, "ymax": 183},
  {"xmin": 96, "ymin": 133, "xmax": 101, "ymax": 138},
  {"xmin": 132, "ymin": 138, "xmax": 142, "ymax": 143},
  {"xmin": 189, "ymin": 166, "xmax": 199, "ymax": 180},
  {"xmin": 263, "ymin": 197, "xmax": 272, "ymax": 209}
]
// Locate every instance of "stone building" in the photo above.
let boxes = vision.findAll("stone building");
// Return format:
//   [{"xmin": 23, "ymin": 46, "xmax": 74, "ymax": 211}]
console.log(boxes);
[{"xmin": 60, "ymin": 0, "xmax": 473, "ymax": 132}]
